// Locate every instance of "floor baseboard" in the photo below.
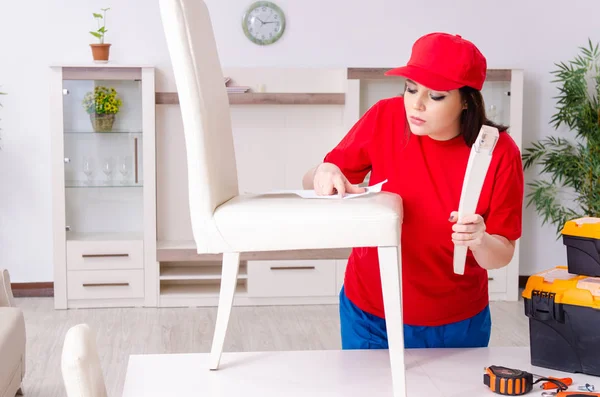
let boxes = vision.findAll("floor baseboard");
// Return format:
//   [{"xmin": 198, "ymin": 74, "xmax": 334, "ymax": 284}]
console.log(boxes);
[
  {"xmin": 12, "ymin": 277, "xmax": 532, "ymax": 299},
  {"xmin": 11, "ymin": 282, "xmax": 54, "ymax": 297}
]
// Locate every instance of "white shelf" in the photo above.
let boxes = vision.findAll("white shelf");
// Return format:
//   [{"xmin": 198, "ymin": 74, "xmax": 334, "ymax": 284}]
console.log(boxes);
[
  {"xmin": 66, "ymin": 232, "xmax": 144, "ymax": 241},
  {"xmin": 64, "ymin": 130, "xmax": 143, "ymax": 135},
  {"xmin": 160, "ymin": 281, "xmax": 248, "ymax": 298},
  {"xmin": 159, "ymin": 265, "xmax": 248, "ymax": 281},
  {"xmin": 65, "ymin": 180, "xmax": 143, "ymax": 188},
  {"xmin": 157, "ymin": 240, "xmax": 195, "ymax": 250}
]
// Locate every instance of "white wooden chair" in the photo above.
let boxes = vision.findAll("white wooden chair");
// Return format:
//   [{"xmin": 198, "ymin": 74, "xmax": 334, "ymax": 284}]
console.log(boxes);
[
  {"xmin": 61, "ymin": 324, "xmax": 108, "ymax": 397},
  {"xmin": 157, "ymin": 0, "xmax": 407, "ymax": 396}
]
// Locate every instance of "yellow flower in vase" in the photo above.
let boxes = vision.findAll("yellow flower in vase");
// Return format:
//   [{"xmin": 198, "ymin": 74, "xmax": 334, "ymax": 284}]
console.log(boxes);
[{"xmin": 82, "ymin": 85, "xmax": 123, "ymax": 132}]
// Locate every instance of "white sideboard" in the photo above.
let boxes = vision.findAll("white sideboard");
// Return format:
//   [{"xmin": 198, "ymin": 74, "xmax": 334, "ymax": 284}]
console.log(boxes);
[
  {"xmin": 51, "ymin": 66, "xmax": 524, "ymax": 309},
  {"xmin": 153, "ymin": 67, "xmax": 524, "ymax": 308}
]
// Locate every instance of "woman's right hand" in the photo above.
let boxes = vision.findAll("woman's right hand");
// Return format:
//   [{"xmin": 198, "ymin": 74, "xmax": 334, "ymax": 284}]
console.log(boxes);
[{"xmin": 313, "ymin": 163, "xmax": 366, "ymax": 197}]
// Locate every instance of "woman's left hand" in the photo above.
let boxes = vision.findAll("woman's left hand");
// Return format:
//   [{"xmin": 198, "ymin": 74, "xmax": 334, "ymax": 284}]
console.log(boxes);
[{"xmin": 449, "ymin": 211, "xmax": 486, "ymax": 249}]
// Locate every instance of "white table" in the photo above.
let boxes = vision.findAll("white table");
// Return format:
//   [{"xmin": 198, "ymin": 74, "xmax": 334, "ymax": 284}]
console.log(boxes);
[{"xmin": 122, "ymin": 347, "xmax": 599, "ymax": 397}]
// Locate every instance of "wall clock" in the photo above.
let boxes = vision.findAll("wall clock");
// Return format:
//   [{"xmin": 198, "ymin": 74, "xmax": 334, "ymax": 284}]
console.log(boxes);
[{"xmin": 242, "ymin": 1, "xmax": 286, "ymax": 45}]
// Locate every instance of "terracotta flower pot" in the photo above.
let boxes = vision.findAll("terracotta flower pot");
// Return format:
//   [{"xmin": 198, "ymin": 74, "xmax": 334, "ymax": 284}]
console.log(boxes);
[
  {"xmin": 90, "ymin": 113, "xmax": 115, "ymax": 132},
  {"xmin": 90, "ymin": 43, "xmax": 111, "ymax": 63}
]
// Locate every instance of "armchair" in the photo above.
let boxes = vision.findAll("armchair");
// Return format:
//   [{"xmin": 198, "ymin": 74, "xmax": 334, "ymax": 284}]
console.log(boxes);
[
  {"xmin": 0, "ymin": 269, "xmax": 26, "ymax": 397},
  {"xmin": 158, "ymin": 0, "xmax": 407, "ymax": 395}
]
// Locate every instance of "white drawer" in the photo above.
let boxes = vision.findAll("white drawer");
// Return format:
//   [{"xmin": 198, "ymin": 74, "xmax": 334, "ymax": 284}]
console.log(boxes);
[
  {"xmin": 67, "ymin": 240, "xmax": 143, "ymax": 271},
  {"xmin": 67, "ymin": 269, "xmax": 145, "ymax": 300},
  {"xmin": 488, "ymin": 267, "xmax": 507, "ymax": 293},
  {"xmin": 248, "ymin": 260, "xmax": 336, "ymax": 298}
]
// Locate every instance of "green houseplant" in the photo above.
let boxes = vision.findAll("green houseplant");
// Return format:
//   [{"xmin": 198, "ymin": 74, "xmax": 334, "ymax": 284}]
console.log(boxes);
[
  {"xmin": 89, "ymin": 8, "xmax": 111, "ymax": 62},
  {"xmin": 522, "ymin": 39, "xmax": 600, "ymax": 237},
  {"xmin": 82, "ymin": 86, "xmax": 123, "ymax": 132}
]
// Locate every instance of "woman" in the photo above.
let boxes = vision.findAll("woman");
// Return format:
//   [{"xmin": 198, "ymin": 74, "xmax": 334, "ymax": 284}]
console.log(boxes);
[{"xmin": 302, "ymin": 32, "xmax": 524, "ymax": 349}]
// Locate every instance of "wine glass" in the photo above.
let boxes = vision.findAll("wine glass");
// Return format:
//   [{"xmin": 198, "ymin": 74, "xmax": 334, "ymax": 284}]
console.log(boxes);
[
  {"xmin": 119, "ymin": 156, "xmax": 131, "ymax": 185},
  {"xmin": 102, "ymin": 157, "xmax": 114, "ymax": 185},
  {"xmin": 82, "ymin": 156, "xmax": 94, "ymax": 185}
]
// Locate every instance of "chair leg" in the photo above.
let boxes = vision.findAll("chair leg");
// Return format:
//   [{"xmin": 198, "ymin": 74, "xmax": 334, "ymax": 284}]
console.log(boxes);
[
  {"xmin": 209, "ymin": 252, "xmax": 241, "ymax": 370},
  {"xmin": 378, "ymin": 246, "xmax": 407, "ymax": 397}
]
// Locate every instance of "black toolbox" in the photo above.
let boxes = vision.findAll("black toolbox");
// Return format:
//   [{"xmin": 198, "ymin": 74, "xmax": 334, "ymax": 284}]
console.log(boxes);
[
  {"xmin": 562, "ymin": 217, "xmax": 600, "ymax": 277},
  {"xmin": 523, "ymin": 266, "xmax": 600, "ymax": 376}
]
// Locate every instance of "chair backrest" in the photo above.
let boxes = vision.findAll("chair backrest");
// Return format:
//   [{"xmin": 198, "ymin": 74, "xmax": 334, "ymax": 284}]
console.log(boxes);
[
  {"xmin": 0, "ymin": 269, "xmax": 15, "ymax": 308},
  {"xmin": 158, "ymin": 0, "xmax": 239, "ymax": 250},
  {"xmin": 61, "ymin": 324, "xmax": 108, "ymax": 397}
]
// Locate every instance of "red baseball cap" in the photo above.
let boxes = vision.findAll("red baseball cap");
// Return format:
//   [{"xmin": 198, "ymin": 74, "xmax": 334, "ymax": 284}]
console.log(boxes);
[{"xmin": 385, "ymin": 32, "xmax": 487, "ymax": 91}]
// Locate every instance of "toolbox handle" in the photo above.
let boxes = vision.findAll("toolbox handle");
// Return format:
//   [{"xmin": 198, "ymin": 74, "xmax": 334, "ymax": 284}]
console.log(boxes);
[{"xmin": 525, "ymin": 290, "xmax": 565, "ymax": 323}]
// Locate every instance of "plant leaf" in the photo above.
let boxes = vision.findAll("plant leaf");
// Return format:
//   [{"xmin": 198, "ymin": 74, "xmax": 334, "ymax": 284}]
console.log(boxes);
[{"xmin": 523, "ymin": 39, "xmax": 600, "ymax": 237}]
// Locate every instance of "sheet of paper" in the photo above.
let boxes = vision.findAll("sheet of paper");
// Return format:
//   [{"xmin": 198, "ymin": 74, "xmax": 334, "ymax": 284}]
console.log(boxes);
[{"xmin": 260, "ymin": 179, "xmax": 388, "ymax": 199}]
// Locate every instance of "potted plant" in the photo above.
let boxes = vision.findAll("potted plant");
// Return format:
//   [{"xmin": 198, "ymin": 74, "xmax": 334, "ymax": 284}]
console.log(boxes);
[
  {"xmin": 89, "ymin": 8, "xmax": 111, "ymax": 62},
  {"xmin": 82, "ymin": 86, "xmax": 123, "ymax": 132},
  {"xmin": 522, "ymin": 39, "xmax": 600, "ymax": 237}
]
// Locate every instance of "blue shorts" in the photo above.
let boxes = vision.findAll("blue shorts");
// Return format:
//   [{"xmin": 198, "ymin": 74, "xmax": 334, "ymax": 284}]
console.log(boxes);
[{"xmin": 339, "ymin": 286, "xmax": 491, "ymax": 349}]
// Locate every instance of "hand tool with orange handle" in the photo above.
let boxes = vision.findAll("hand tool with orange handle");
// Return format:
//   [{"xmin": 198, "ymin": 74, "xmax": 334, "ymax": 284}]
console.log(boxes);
[
  {"xmin": 543, "ymin": 392, "xmax": 600, "ymax": 396},
  {"xmin": 483, "ymin": 365, "xmax": 570, "ymax": 395},
  {"xmin": 531, "ymin": 373, "xmax": 574, "ymax": 390}
]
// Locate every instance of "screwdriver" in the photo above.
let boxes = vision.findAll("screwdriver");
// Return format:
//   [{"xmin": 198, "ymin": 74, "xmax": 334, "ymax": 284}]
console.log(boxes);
[{"xmin": 532, "ymin": 373, "xmax": 573, "ymax": 390}]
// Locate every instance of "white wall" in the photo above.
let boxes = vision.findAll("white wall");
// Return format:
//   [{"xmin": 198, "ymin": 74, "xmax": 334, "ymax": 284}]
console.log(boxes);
[{"xmin": 0, "ymin": 0, "xmax": 598, "ymax": 282}]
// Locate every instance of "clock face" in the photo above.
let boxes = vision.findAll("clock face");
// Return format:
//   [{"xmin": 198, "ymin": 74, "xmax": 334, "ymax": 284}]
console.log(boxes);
[{"xmin": 242, "ymin": 1, "xmax": 285, "ymax": 45}]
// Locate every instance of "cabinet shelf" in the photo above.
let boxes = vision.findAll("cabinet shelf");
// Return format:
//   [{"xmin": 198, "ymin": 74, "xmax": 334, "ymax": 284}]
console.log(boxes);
[
  {"xmin": 65, "ymin": 180, "xmax": 143, "ymax": 188},
  {"xmin": 159, "ymin": 264, "xmax": 248, "ymax": 281},
  {"xmin": 64, "ymin": 130, "xmax": 143, "ymax": 135},
  {"xmin": 156, "ymin": 240, "xmax": 352, "ymax": 262},
  {"xmin": 347, "ymin": 67, "xmax": 513, "ymax": 82},
  {"xmin": 160, "ymin": 280, "xmax": 248, "ymax": 297},
  {"xmin": 155, "ymin": 92, "xmax": 345, "ymax": 105},
  {"xmin": 66, "ymin": 232, "xmax": 144, "ymax": 241}
]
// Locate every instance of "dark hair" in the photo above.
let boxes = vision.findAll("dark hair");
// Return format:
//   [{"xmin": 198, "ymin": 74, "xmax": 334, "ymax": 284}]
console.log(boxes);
[{"xmin": 459, "ymin": 86, "xmax": 509, "ymax": 147}]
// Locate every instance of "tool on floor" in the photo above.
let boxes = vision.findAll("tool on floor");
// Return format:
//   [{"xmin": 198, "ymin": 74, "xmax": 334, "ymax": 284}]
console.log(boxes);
[
  {"xmin": 531, "ymin": 373, "xmax": 573, "ymax": 390},
  {"xmin": 483, "ymin": 365, "xmax": 569, "ymax": 395},
  {"xmin": 542, "ymin": 392, "xmax": 600, "ymax": 397},
  {"xmin": 453, "ymin": 125, "xmax": 499, "ymax": 275}
]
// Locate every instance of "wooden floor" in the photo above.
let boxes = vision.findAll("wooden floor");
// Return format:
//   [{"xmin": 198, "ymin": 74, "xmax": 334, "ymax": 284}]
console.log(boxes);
[{"xmin": 15, "ymin": 296, "xmax": 529, "ymax": 397}]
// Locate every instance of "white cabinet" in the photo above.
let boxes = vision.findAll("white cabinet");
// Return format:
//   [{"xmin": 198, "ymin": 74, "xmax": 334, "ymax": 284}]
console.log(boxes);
[
  {"xmin": 151, "ymin": 67, "xmax": 524, "ymax": 307},
  {"xmin": 47, "ymin": 66, "xmax": 522, "ymax": 308},
  {"xmin": 50, "ymin": 64, "xmax": 157, "ymax": 309}
]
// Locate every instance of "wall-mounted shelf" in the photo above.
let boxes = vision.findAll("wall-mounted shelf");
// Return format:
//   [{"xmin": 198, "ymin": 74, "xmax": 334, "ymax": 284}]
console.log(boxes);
[
  {"xmin": 347, "ymin": 67, "xmax": 512, "ymax": 82},
  {"xmin": 156, "ymin": 240, "xmax": 351, "ymax": 262},
  {"xmin": 155, "ymin": 92, "xmax": 345, "ymax": 105}
]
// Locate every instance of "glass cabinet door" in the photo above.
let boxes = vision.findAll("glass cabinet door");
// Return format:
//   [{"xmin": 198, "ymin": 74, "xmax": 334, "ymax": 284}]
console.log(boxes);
[{"xmin": 62, "ymin": 78, "xmax": 144, "ymax": 241}]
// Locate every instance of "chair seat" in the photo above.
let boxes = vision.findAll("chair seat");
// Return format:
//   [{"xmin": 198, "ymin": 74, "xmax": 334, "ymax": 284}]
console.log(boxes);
[
  {"xmin": 0, "ymin": 307, "xmax": 25, "ymax": 397},
  {"xmin": 213, "ymin": 191, "xmax": 403, "ymax": 252}
]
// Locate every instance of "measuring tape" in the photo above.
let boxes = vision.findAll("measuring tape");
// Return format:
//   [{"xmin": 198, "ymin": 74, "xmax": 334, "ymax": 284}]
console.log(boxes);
[{"xmin": 484, "ymin": 366, "xmax": 569, "ymax": 395}]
